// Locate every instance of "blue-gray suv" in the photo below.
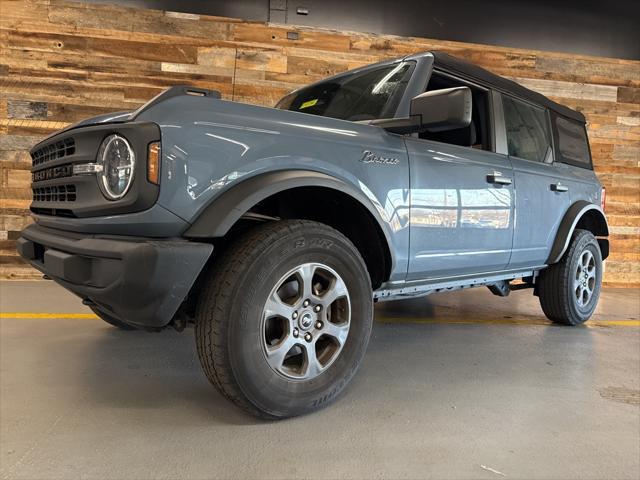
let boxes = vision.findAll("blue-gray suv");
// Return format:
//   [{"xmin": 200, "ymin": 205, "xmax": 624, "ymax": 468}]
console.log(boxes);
[{"xmin": 17, "ymin": 52, "xmax": 609, "ymax": 418}]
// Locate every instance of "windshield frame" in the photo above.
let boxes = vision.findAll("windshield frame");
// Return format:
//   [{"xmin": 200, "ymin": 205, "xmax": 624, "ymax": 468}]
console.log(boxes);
[{"xmin": 275, "ymin": 59, "xmax": 417, "ymax": 122}]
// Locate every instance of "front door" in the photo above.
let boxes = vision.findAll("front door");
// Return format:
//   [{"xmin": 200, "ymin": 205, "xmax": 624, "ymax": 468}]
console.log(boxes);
[{"xmin": 406, "ymin": 138, "xmax": 515, "ymax": 280}]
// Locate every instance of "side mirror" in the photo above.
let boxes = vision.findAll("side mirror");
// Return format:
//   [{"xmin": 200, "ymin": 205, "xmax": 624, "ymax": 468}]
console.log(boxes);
[{"xmin": 410, "ymin": 86, "xmax": 472, "ymax": 132}]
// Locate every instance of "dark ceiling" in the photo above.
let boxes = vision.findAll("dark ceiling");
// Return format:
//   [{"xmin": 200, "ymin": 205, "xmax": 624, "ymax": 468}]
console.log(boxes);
[{"xmin": 83, "ymin": 0, "xmax": 640, "ymax": 60}]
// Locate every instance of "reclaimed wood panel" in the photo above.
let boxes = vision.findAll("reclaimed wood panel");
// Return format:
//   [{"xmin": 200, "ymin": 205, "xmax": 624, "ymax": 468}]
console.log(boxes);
[{"xmin": 1, "ymin": 0, "xmax": 639, "ymax": 286}]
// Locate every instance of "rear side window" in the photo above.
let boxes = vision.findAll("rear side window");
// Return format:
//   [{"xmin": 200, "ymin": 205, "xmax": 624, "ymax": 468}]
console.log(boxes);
[
  {"xmin": 502, "ymin": 96, "xmax": 552, "ymax": 163},
  {"xmin": 553, "ymin": 115, "xmax": 592, "ymax": 169}
]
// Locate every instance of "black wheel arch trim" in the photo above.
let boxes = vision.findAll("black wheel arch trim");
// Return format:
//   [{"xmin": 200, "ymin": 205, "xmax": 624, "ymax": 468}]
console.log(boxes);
[
  {"xmin": 184, "ymin": 169, "xmax": 395, "ymax": 268},
  {"xmin": 547, "ymin": 201, "xmax": 609, "ymax": 264}
]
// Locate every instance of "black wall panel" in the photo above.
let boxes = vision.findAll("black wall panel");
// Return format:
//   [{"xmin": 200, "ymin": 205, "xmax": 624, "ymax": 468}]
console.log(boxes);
[
  {"xmin": 83, "ymin": 0, "xmax": 269, "ymax": 21},
  {"xmin": 82, "ymin": 0, "xmax": 640, "ymax": 60}
]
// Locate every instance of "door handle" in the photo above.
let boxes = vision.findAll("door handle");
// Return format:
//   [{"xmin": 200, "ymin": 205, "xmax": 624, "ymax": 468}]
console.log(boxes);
[
  {"xmin": 551, "ymin": 183, "xmax": 569, "ymax": 192},
  {"xmin": 487, "ymin": 172, "xmax": 512, "ymax": 185}
]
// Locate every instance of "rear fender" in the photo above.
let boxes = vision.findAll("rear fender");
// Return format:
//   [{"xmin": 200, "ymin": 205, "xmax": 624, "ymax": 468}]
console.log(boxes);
[{"xmin": 547, "ymin": 201, "xmax": 609, "ymax": 264}]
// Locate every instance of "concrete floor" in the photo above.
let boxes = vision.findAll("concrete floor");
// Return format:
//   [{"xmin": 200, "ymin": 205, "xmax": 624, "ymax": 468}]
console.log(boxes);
[{"xmin": 1, "ymin": 281, "xmax": 639, "ymax": 480}]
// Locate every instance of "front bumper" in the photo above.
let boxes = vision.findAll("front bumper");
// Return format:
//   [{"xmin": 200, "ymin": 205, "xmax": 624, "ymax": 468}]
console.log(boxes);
[{"xmin": 17, "ymin": 224, "xmax": 213, "ymax": 328}]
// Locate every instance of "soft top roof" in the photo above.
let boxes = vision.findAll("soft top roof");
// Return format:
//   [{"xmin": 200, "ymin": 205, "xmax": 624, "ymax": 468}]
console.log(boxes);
[{"xmin": 430, "ymin": 51, "xmax": 585, "ymax": 123}]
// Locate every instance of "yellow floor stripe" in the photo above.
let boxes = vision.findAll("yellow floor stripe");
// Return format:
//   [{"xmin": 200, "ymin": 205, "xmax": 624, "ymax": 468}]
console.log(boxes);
[
  {"xmin": 0, "ymin": 313, "xmax": 99, "ymax": 319},
  {"xmin": 377, "ymin": 316, "xmax": 640, "ymax": 327},
  {"xmin": 377, "ymin": 316, "xmax": 550, "ymax": 326},
  {"xmin": 597, "ymin": 320, "xmax": 640, "ymax": 326},
  {"xmin": 0, "ymin": 312, "xmax": 638, "ymax": 326}
]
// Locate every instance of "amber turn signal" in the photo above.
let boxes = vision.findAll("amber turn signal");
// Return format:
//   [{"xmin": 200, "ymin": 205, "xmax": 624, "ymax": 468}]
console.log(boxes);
[{"xmin": 147, "ymin": 142, "xmax": 160, "ymax": 185}]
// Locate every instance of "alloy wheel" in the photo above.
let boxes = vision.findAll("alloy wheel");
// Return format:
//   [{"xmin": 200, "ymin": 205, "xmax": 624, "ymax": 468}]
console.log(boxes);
[
  {"xmin": 261, "ymin": 262, "xmax": 351, "ymax": 380},
  {"xmin": 574, "ymin": 250, "xmax": 596, "ymax": 308}
]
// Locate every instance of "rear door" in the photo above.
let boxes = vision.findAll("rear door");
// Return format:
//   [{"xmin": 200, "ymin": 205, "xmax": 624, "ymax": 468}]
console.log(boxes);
[{"xmin": 497, "ymin": 93, "xmax": 571, "ymax": 269}]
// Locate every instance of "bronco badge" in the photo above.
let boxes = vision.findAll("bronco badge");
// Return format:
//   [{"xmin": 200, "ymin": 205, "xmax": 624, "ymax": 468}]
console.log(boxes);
[{"xmin": 359, "ymin": 150, "xmax": 399, "ymax": 165}]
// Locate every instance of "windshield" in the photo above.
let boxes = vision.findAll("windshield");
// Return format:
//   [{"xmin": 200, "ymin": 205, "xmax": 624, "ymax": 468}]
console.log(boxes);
[{"xmin": 275, "ymin": 61, "xmax": 414, "ymax": 121}]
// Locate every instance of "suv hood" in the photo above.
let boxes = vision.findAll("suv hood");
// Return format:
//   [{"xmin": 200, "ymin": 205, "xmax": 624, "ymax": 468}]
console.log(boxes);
[
  {"xmin": 39, "ymin": 111, "xmax": 133, "ymax": 143},
  {"xmin": 71, "ymin": 111, "xmax": 133, "ymax": 128}
]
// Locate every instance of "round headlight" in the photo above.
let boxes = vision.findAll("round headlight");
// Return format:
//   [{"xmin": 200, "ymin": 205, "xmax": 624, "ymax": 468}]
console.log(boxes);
[{"xmin": 97, "ymin": 134, "xmax": 135, "ymax": 200}]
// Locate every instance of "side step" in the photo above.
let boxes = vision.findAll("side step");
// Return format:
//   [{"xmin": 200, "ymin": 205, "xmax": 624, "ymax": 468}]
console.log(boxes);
[{"xmin": 374, "ymin": 268, "xmax": 542, "ymax": 301}]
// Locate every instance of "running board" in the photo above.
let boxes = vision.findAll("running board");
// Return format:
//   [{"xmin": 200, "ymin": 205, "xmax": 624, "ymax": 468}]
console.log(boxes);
[{"xmin": 373, "ymin": 268, "xmax": 544, "ymax": 301}]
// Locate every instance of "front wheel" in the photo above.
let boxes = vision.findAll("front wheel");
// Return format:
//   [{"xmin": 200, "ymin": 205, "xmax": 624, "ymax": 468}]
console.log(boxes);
[
  {"xmin": 195, "ymin": 220, "xmax": 373, "ymax": 419},
  {"xmin": 538, "ymin": 229, "xmax": 603, "ymax": 325}
]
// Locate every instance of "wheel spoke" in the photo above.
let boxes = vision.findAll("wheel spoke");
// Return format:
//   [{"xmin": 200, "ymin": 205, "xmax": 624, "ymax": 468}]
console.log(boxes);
[
  {"xmin": 264, "ymin": 292, "xmax": 294, "ymax": 319},
  {"xmin": 296, "ymin": 264, "xmax": 316, "ymax": 299},
  {"xmin": 265, "ymin": 336, "xmax": 297, "ymax": 370},
  {"xmin": 586, "ymin": 279, "xmax": 594, "ymax": 296},
  {"xmin": 577, "ymin": 289, "xmax": 584, "ymax": 306},
  {"xmin": 321, "ymin": 276, "xmax": 349, "ymax": 306},
  {"xmin": 581, "ymin": 252, "xmax": 590, "ymax": 268},
  {"xmin": 303, "ymin": 342, "xmax": 323, "ymax": 378},
  {"xmin": 324, "ymin": 321, "xmax": 350, "ymax": 347}
]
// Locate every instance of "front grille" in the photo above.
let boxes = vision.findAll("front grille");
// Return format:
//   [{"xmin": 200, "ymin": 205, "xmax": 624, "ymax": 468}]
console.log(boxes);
[
  {"xmin": 30, "ymin": 207, "xmax": 76, "ymax": 218},
  {"xmin": 32, "ymin": 185, "xmax": 77, "ymax": 202},
  {"xmin": 32, "ymin": 164, "xmax": 74, "ymax": 182},
  {"xmin": 31, "ymin": 136, "xmax": 79, "ymax": 215},
  {"xmin": 31, "ymin": 138, "xmax": 75, "ymax": 167}
]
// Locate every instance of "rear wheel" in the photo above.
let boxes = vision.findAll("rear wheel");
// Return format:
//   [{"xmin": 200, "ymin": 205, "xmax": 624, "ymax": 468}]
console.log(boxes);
[
  {"xmin": 195, "ymin": 220, "xmax": 373, "ymax": 419},
  {"xmin": 538, "ymin": 229, "xmax": 603, "ymax": 325}
]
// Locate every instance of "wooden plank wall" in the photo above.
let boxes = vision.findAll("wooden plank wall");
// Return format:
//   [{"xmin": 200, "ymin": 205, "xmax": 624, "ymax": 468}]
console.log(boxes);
[{"xmin": 1, "ymin": 0, "xmax": 638, "ymax": 285}]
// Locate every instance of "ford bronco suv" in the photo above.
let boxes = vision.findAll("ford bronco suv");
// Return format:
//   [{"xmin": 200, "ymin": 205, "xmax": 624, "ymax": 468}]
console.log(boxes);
[{"xmin": 17, "ymin": 52, "xmax": 608, "ymax": 418}]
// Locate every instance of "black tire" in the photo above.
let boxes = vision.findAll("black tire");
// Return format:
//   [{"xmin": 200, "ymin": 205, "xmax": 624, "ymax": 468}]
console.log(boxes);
[
  {"xmin": 538, "ymin": 229, "xmax": 603, "ymax": 325},
  {"xmin": 91, "ymin": 307, "xmax": 136, "ymax": 330},
  {"xmin": 195, "ymin": 220, "xmax": 373, "ymax": 419}
]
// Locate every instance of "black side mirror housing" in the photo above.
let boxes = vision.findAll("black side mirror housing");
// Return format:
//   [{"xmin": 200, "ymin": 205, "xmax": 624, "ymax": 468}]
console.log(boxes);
[
  {"xmin": 410, "ymin": 86, "xmax": 472, "ymax": 132},
  {"xmin": 365, "ymin": 86, "xmax": 472, "ymax": 134}
]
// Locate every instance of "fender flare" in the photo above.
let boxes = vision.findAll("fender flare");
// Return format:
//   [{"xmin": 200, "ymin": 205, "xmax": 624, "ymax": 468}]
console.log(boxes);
[
  {"xmin": 184, "ymin": 169, "xmax": 394, "ymax": 254},
  {"xmin": 547, "ymin": 201, "xmax": 609, "ymax": 264}
]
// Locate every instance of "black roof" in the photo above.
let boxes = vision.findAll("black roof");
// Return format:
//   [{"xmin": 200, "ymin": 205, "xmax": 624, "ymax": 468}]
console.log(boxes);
[{"xmin": 431, "ymin": 51, "xmax": 585, "ymax": 123}]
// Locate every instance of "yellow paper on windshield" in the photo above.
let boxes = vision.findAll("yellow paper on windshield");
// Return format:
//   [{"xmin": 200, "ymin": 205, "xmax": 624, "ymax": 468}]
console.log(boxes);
[{"xmin": 299, "ymin": 99, "xmax": 318, "ymax": 110}]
